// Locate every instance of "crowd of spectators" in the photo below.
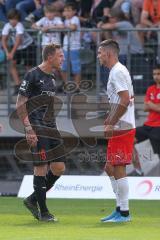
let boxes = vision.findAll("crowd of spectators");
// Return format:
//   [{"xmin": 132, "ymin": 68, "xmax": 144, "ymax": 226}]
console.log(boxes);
[{"xmin": 0, "ymin": 0, "xmax": 160, "ymax": 93}]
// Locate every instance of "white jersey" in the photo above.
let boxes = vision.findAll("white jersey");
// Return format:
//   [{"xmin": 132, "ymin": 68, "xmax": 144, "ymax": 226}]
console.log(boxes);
[
  {"xmin": 107, "ymin": 62, "xmax": 135, "ymax": 130},
  {"xmin": 63, "ymin": 16, "xmax": 81, "ymax": 50},
  {"xmin": 35, "ymin": 17, "xmax": 63, "ymax": 46},
  {"xmin": 2, "ymin": 22, "xmax": 33, "ymax": 50}
]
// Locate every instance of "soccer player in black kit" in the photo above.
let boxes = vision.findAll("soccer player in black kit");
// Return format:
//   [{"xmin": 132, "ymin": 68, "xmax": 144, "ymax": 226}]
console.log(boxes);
[{"xmin": 16, "ymin": 44, "xmax": 65, "ymax": 222}]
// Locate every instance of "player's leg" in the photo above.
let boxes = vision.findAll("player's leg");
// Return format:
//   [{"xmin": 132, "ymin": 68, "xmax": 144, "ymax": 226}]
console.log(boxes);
[
  {"xmin": 24, "ymin": 136, "xmax": 53, "ymax": 221},
  {"xmin": 24, "ymin": 164, "xmax": 48, "ymax": 220},
  {"xmin": 112, "ymin": 165, "xmax": 131, "ymax": 222},
  {"xmin": 47, "ymin": 162, "xmax": 65, "ymax": 191},
  {"xmin": 103, "ymin": 130, "xmax": 135, "ymax": 222},
  {"xmin": 101, "ymin": 163, "xmax": 120, "ymax": 222}
]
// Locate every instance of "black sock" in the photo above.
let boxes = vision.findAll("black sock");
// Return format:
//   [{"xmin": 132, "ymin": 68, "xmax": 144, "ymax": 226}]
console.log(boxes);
[
  {"xmin": 120, "ymin": 210, "xmax": 129, "ymax": 217},
  {"xmin": 45, "ymin": 170, "xmax": 60, "ymax": 192},
  {"xmin": 28, "ymin": 171, "xmax": 60, "ymax": 203},
  {"xmin": 28, "ymin": 192, "xmax": 37, "ymax": 203},
  {"xmin": 116, "ymin": 206, "xmax": 120, "ymax": 212},
  {"xmin": 33, "ymin": 175, "xmax": 48, "ymax": 213}
]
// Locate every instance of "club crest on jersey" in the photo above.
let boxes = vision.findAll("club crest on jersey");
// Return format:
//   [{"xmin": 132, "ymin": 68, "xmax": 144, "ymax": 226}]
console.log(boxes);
[{"xmin": 19, "ymin": 80, "xmax": 28, "ymax": 91}]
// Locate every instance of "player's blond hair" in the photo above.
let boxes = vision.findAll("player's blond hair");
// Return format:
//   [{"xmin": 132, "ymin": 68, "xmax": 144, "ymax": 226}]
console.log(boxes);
[{"xmin": 42, "ymin": 44, "xmax": 61, "ymax": 61}]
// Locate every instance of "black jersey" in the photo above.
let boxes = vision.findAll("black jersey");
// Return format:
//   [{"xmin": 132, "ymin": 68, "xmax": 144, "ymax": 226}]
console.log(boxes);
[{"xmin": 19, "ymin": 67, "xmax": 57, "ymax": 126}]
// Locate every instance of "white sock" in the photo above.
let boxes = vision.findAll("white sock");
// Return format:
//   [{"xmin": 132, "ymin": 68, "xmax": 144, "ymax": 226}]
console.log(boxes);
[
  {"xmin": 109, "ymin": 176, "xmax": 120, "ymax": 208},
  {"xmin": 117, "ymin": 177, "xmax": 129, "ymax": 211}
]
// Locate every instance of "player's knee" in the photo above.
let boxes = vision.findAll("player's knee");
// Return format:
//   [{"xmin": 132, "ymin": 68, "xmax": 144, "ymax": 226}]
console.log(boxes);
[
  {"xmin": 104, "ymin": 163, "xmax": 114, "ymax": 176},
  {"xmin": 50, "ymin": 163, "xmax": 65, "ymax": 176},
  {"xmin": 34, "ymin": 165, "xmax": 48, "ymax": 176}
]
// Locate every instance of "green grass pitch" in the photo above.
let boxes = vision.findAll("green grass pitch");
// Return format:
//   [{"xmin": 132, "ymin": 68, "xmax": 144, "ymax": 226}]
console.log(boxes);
[{"xmin": 0, "ymin": 197, "xmax": 160, "ymax": 240}]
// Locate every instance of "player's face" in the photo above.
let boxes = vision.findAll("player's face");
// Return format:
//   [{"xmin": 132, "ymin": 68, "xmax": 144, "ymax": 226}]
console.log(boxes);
[
  {"xmin": 153, "ymin": 69, "xmax": 160, "ymax": 84},
  {"xmin": 50, "ymin": 48, "xmax": 64, "ymax": 69},
  {"xmin": 97, "ymin": 47, "xmax": 109, "ymax": 67}
]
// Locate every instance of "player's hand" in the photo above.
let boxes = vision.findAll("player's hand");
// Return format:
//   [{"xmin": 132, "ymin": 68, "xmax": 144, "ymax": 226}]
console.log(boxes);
[
  {"xmin": 25, "ymin": 128, "xmax": 38, "ymax": 147},
  {"xmin": 104, "ymin": 124, "xmax": 114, "ymax": 139}
]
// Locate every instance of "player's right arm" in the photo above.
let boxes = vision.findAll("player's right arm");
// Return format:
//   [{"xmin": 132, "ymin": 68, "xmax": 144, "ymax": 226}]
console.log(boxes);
[
  {"xmin": 16, "ymin": 72, "xmax": 38, "ymax": 147},
  {"xmin": 16, "ymin": 94, "xmax": 38, "ymax": 147}
]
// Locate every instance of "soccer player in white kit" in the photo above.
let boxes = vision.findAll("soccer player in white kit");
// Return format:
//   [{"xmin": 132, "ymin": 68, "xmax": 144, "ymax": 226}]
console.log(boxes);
[{"xmin": 97, "ymin": 39, "xmax": 135, "ymax": 222}]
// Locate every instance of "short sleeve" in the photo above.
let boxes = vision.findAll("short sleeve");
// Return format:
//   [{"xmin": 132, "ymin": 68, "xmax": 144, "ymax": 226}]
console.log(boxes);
[
  {"xmin": 35, "ymin": 17, "xmax": 45, "ymax": 27},
  {"xmin": 70, "ymin": 16, "xmax": 80, "ymax": 27},
  {"xmin": 113, "ymin": 70, "xmax": 129, "ymax": 94},
  {"xmin": 18, "ymin": 71, "xmax": 33, "ymax": 97},
  {"xmin": 16, "ymin": 23, "xmax": 24, "ymax": 35},
  {"xmin": 2, "ymin": 23, "xmax": 10, "ymax": 36}
]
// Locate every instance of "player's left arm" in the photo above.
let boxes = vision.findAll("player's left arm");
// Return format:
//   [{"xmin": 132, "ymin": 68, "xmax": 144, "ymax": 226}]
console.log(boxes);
[{"xmin": 105, "ymin": 90, "xmax": 130, "ymax": 126}]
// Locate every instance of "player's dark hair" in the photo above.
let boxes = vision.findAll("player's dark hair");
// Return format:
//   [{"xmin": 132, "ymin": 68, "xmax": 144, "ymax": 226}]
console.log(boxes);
[
  {"xmin": 42, "ymin": 44, "xmax": 61, "ymax": 61},
  {"xmin": 153, "ymin": 64, "xmax": 160, "ymax": 70},
  {"xmin": 7, "ymin": 9, "xmax": 21, "ymax": 21},
  {"xmin": 99, "ymin": 39, "xmax": 120, "ymax": 55}
]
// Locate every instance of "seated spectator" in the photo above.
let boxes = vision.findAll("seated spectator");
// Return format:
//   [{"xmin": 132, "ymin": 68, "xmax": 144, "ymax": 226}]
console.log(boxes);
[
  {"xmin": 0, "ymin": 0, "xmax": 8, "ymax": 22},
  {"xmin": 132, "ymin": 64, "xmax": 160, "ymax": 176},
  {"xmin": 138, "ymin": 0, "xmax": 160, "ymax": 44},
  {"xmin": 32, "ymin": 3, "xmax": 64, "ymax": 47},
  {"xmin": 2, "ymin": 9, "xmax": 35, "ymax": 95},
  {"xmin": 5, "ymin": 0, "xmax": 22, "ymax": 12},
  {"xmin": 131, "ymin": 0, "xmax": 143, "ymax": 25},
  {"xmin": 76, "ymin": 0, "xmax": 116, "ymax": 28},
  {"xmin": 61, "ymin": 2, "xmax": 81, "ymax": 89},
  {"xmin": 99, "ymin": 8, "xmax": 143, "ymax": 65},
  {"xmin": 25, "ymin": 0, "xmax": 57, "ymax": 22},
  {"xmin": 16, "ymin": 0, "xmax": 37, "ymax": 21},
  {"xmin": 112, "ymin": 0, "xmax": 132, "ymax": 20}
]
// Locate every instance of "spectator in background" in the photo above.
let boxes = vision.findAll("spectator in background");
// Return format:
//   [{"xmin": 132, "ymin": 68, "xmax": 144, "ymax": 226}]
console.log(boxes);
[
  {"xmin": 138, "ymin": 0, "xmax": 160, "ymax": 44},
  {"xmin": 0, "ymin": 0, "xmax": 8, "ymax": 22},
  {"xmin": 25, "ymin": 0, "xmax": 60, "ymax": 22},
  {"xmin": 112, "ymin": 0, "xmax": 132, "ymax": 20},
  {"xmin": 2, "ymin": 9, "xmax": 35, "ymax": 95},
  {"xmin": 61, "ymin": 2, "xmax": 81, "ymax": 90},
  {"xmin": 132, "ymin": 64, "xmax": 160, "ymax": 176},
  {"xmin": 131, "ymin": 0, "xmax": 143, "ymax": 25},
  {"xmin": 32, "ymin": 3, "xmax": 64, "ymax": 47},
  {"xmin": 99, "ymin": 8, "xmax": 143, "ymax": 65},
  {"xmin": 5, "ymin": 0, "xmax": 22, "ymax": 11}
]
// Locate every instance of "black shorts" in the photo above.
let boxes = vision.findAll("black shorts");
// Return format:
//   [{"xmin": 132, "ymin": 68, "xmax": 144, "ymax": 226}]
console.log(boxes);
[
  {"xmin": 136, "ymin": 125, "xmax": 160, "ymax": 154},
  {"xmin": 31, "ymin": 126, "xmax": 66, "ymax": 166},
  {"xmin": 14, "ymin": 44, "xmax": 36, "ymax": 66}
]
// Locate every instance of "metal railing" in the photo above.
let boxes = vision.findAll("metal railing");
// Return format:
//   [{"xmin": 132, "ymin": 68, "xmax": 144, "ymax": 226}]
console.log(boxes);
[{"xmin": 0, "ymin": 27, "xmax": 159, "ymax": 116}]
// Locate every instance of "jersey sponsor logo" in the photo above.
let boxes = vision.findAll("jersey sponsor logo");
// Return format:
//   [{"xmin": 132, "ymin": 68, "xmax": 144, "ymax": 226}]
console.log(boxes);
[{"xmin": 41, "ymin": 91, "xmax": 55, "ymax": 96}]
